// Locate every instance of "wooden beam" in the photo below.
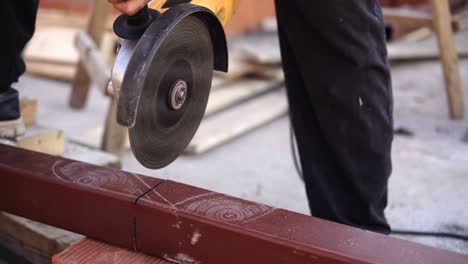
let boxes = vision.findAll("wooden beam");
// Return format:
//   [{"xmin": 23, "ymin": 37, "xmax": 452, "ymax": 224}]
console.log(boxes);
[
  {"xmin": 187, "ymin": 88, "xmax": 287, "ymax": 155},
  {"xmin": 430, "ymin": 0, "xmax": 464, "ymax": 119},
  {"xmin": 387, "ymin": 32, "xmax": 468, "ymax": 61},
  {"xmin": 0, "ymin": 144, "xmax": 466, "ymax": 264},
  {"xmin": 20, "ymin": 99, "xmax": 38, "ymax": 126},
  {"xmin": 14, "ymin": 126, "xmax": 65, "ymax": 156},
  {"xmin": 101, "ymin": 97, "xmax": 128, "ymax": 156},
  {"xmin": 74, "ymin": 31, "xmax": 111, "ymax": 94},
  {"xmin": 69, "ymin": 0, "xmax": 112, "ymax": 109},
  {"xmin": 205, "ymin": 79, "xmax": 282, "ymax": 116},
  {"xmin": 35, "ymin": 9, "xmax": 114, "ymax": 31},
  {"xmin": 383, "ymin": 7, "xmax": 460, "ymax": 32}
]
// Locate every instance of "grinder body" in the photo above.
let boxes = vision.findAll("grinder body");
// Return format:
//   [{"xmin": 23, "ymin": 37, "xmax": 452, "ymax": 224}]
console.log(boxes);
[{"xmin": 111, "ymin": 2, "xmax": 229, "ymax": 169}]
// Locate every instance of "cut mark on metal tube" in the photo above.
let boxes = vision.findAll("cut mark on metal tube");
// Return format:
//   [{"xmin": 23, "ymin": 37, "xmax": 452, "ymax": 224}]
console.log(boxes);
[
  {"xmin": 133, "ymin": 180, "xmax": 166, "ymax": 251},
  {"xmin": 133, "ymin": 216, "xmax": 137, "ymax": 251},
  {"xmin": 134, "ymin": 180, "xmax": 166, "ymax": 205},
  {"xmin": 51, "ymin": 160, "xmax": 153, "ymax": 199},
  {"xmin": 176, "ymin": 192, "xmax": 276, "ymax": 224}
]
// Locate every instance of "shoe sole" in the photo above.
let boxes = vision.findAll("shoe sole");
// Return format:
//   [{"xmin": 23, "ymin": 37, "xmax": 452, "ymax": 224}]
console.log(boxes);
[{"xmin": 0, "ymin": 118, "xmax": 26, "ymax": 139}]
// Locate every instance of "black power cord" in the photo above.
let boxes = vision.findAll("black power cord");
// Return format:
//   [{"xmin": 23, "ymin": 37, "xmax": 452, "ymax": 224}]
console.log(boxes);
[
  {"xmin": 289, "ymin": 123, "xmax": 303, "ymax": 181},
  {"xmin": 391, "ymin": 229, "xmax": 468, "ymax": 241},
  {"xmin": 288, "ymin": 121, "xmax": 468, "ymax": 242}
]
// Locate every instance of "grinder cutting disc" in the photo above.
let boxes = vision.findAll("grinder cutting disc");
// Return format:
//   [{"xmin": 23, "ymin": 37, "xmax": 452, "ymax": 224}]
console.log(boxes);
[{"xmin": 129, "ymin": 15, "xmax": 214, "ymax": 169}]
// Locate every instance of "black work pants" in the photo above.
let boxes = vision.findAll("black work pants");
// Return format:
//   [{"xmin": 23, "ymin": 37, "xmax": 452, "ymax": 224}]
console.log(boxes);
[
  {"xmin": 275, "ymin": 0, "xmax": 393, "ymax": 234},
  {"xmin": 0, "ymin": 1, "xmax": 39, "ymax": 92}
]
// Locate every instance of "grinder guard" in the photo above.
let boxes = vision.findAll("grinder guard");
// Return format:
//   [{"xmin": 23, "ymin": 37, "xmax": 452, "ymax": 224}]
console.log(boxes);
[{"xmin": 112, "ymin": 4, "xmax": 228, "ymax": 128}]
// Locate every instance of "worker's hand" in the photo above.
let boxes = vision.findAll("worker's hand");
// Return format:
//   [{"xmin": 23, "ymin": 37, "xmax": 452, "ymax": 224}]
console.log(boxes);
[{"xmin": 107, "ymin": 0, "xmax": 152, "ymax": 16}]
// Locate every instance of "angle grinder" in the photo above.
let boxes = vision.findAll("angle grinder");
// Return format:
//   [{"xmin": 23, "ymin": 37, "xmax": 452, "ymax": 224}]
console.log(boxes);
[{"xmin": 110, "ymin": 1, "xmax": 228, "ymax": 169}]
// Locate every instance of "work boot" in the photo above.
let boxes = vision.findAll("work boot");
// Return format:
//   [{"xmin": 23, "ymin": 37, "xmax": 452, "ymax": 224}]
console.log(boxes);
[{"xmin": 0, "ymin": 88, "xmax": 25, "ymax": 139}]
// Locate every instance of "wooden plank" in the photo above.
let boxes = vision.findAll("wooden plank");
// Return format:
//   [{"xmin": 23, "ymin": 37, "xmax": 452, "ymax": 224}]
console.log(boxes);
[
  {"xmin": 101, "ymin": 98, "xmax": 129, "ymax": 156},
  {"xmin": 211, "ymin": 76, "xmax": 230, "ymax": 90},
  {"xmin": 205, "ymin": 79, "xmax": 282, "ymax": 115},
  {"xmin": 75, "ymin": 31, "xmax": 111, "ymax": 93},
  {"xmin": 237, "ymin": 37, "xmax": 281, "ymax": 65},
  {"xmin": 69, "ymin": 126, "xmax": 107, "ymax": 150},
  {"xmin": 69, "ymin": 65, "xmax": 91, "ymax": 109},
  {"xmin": 0, "ymin": 213, "xmax": 84, "ymax": 264},
  {"xmin": 186, "ymin": 89, "xmax": 288, "ymax": 155},
  {"xmin": 24, "ymin": 27, "xmax": 79, "ymax": 66},
  {"xmin": 430, "ymin": 0, "xmax": 464, "ymax": 119},
  {"xmin": 69, "ymin": 0, "xmax": 112, "ymax": 109},
  {"xmin": 400, "ymin": 27, "xmax": 432, "ymax": 42},
  {"xmin": 252, "ymin": 65, "xmax": 284, "ymax": 81},
  {"xmin": 26, "ymin": 61, "xmax": 77, "ymax": 81},
  {"xmin": 64, "ymin": 142, "xmax": 121, "ymax": 169},
  {"xmin": 383, "ymin": 7, "xmax": 460, "ymax": 32},
  {"xmin": 3, "ymin": 125, "xmax": 119, "ymax": 167},
  {"xmin": 215, "ymin": 48, "xmax": 256, "ymax": 80},
  {"xmin": 24, "ymin": 27, "xmax": 78, "ymax": 80},
  {"xmin": 35, "ymin": 9, "xmax": 87, "ymax": 29},
  {"xmin": 14, "ymin": 126, "xmax": 65, "ymax": 156},
  {"xmin": 387, "ymin": 32, "xmax": 468, "ymax": 60},
  {"xmin": 35, "ymin": 9, "xmax": 114, "ymax": 31},
  {"xmin": 24, "ymin": 27, "xmax": 115, "ymax": 81},
  {"xmin": 69, "ymin": 125, "xmax": 129, "ymax": 156},
  {"xmin": 52, "ymin": 239, "xmax": 169, "ymax": 264},
  {"xmin": 20, "ymin": 98, "xmax": 38, "ymax": 126},
  {"xmin": 216, "ymin": 37, "xmax": 285, "ymax": 80}
]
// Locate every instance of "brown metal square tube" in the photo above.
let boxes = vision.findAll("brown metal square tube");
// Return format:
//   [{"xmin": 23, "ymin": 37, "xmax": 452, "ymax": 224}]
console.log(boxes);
[{"xmin": 0, "ymin": 144, "xmax": 466, "ymax": 263}]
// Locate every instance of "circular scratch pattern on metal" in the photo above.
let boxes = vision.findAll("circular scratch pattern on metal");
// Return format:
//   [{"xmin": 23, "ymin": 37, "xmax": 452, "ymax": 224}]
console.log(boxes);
[
  {"xmin": 52, "ymin": 161, "xmax": 148, "ymax": 197},
  {"xmin": 179, "ymin": 193, "xmax": 274, "ymax": 224}
]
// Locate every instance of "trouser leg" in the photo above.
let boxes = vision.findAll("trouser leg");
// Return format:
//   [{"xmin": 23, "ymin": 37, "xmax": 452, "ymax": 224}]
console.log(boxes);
[
  {"xmin": 0, "ymin": 0, "xmax": 39, "ymax": 92},
  {"xmin": 275, "ymin": 0, "xmax": 393, "ymax": 234}
]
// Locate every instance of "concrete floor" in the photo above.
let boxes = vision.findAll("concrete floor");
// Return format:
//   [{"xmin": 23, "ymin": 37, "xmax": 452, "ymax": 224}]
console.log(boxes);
[{"xmin": 14, "ymin": 57, "xmax": 468, "ymax": 255}]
